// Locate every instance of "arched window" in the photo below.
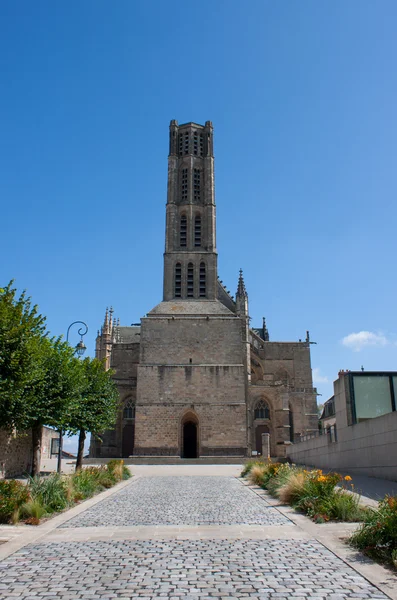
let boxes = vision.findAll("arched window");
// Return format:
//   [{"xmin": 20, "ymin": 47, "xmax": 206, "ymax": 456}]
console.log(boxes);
[
  {"xmin": 187, "ymin": 263, "xmax": 194, "ymax": 298},
  {"xmin": 254, "ymin": 400, "xmax": 270, "ymax": 420},
  {"xmin": 194, "ymin": 215, "xmax": 201, "ymax": 247},
  {"xmin": 181, "ymin": 168, "xmax": 188, "ymax": 202},
  {"xmin": 123, "ymin": 399, "xmax": 135, "ymax": 420},
  {"xmin": 289, "ymin": 405, "xmax": 294, "ymax": 442},
  {"xmin": 175, "ymin": 263, "xmax": 182, "ymax": 297},
  {"xmin": 180, "ymin": 214, "xmax": 187, "ymax": 247},
  {"xmin": 199, "ymin": 262, "xmax": 206, "ymax": 297},
  {"xmin": 193, "ymin": 168, "xmax": 201, "ymax": 201},
  {"xmin": 184, "ymin": 131, "xmax": 189, "ymax": 155}
]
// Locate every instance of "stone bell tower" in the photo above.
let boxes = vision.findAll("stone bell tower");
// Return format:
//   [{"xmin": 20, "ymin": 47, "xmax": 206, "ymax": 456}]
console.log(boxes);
[{"xmin": 163, "ymin": 120, "xmax": 217, "ymax": 301}]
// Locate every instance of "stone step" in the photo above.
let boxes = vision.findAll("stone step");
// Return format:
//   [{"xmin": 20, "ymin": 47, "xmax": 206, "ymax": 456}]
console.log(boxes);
[{"xmin": 84, "ymin": 456, "xmax": 283, "ymax": 465}]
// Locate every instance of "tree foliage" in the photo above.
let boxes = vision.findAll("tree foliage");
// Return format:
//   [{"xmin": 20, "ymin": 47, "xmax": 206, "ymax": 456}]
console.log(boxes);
[
  {"xmin": 0, "ymin": 280, "xmax": 119, "ymax": 475},
  {"xmin": 68, "ymin": 357, "xmax": 119, "ymax": 469}
]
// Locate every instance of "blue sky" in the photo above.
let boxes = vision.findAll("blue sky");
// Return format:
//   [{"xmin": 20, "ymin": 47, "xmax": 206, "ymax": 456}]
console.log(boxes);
[{"xmin": 2, "ymin": 2, "xmax": 397, "ymax": 452}]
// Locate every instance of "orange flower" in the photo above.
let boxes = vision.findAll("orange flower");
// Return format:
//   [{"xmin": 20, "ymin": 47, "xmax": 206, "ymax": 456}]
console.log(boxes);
[{"xmin": 344, "ymin": 475, "xmax": 352, "ymax": 481}]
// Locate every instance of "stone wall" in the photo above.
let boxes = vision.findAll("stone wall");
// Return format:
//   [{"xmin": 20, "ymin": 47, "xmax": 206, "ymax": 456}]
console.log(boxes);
[
  {"xmin": 0, "ymin": 429, "xmax": 32, "ymax": 479},
  {"xmin": 135, "ymin": 309, "xmax": 247, "ymax": 456}
]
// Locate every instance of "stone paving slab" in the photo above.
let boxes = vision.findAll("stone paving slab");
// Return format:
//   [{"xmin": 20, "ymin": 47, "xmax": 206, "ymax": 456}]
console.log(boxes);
[
  {"xmin": 59, "ymin": 477, "xmax": 293, "ymax": 527},
  {"xmin": 0, "ymin": 538, "xmax": 388, "ymax": 599}
]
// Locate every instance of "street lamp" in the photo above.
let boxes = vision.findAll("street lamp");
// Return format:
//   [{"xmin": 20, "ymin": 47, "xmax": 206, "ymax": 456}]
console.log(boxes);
[{"xmin": 57, "ymin": 321, "xmax": 89, "ymax": 473}]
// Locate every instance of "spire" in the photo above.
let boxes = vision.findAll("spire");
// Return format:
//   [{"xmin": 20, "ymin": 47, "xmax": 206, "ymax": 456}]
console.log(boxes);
[
  {"xmin": 236, "ymin": 268, "xmax": 248, "ymax": 298},
  {"xmin": 103, "ymin": 307, "xmax": 109, "ymax": 332},
  {"xmin": 263, "ymin": 317, "xmax": 269, "ymax": 342},
  {"xmin": 109, "ymin": 306, "xmax": 114, "ymax": 330}
]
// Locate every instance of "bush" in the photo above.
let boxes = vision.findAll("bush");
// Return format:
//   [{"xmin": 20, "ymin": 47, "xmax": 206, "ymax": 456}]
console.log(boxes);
[
  {"xmin": 322, "ymin": 490, "xmax": 367, "ymax": 522},
  {"xmin": 28, "ymin": 474, "xmax": 69, "ymax": 513},
  {"xmin": 0, "ymin": 480, "xmax": 30, "ymax": 524},
  {"xmin": 71, "ymin": 467, "xmax": 103, "ymax": 499},
  {"xmin": 349, "ymin": 495, "xmax": 397, "ymax": 568},
  {"xmin": 266, "ymin": 463, "xmax": 294, "ymax": 496},
  {"xmin": 107, "ymin": 459, "xmax": 131, "ymax": 482}
]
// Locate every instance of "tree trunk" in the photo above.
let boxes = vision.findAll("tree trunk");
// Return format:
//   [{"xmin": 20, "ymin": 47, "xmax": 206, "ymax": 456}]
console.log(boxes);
[
  {"xmin": 75, "ymin": 429, "xmax": 86, "ymax": 471},
  {"xmin": 31, "ymin": 424, "xmax": 42, "ymax": 477}
]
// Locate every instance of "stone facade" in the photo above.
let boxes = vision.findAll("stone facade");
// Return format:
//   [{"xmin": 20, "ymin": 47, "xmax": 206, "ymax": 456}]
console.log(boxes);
[
  {"xmin": 0, "ymin": 426, "xmax": 59, "ymax": 478},
  {"xmin": 90, "ymin": 120, "xmax": 318, "ymax": 460}
]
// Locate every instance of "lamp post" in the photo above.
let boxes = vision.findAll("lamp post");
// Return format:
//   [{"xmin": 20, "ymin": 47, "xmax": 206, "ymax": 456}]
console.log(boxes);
[{"xmin": 57, "ymin": 321, "xmax": 88, "ymax": 474}]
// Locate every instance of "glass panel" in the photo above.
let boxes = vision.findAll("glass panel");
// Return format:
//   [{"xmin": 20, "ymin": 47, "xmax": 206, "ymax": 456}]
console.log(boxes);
[
  {"xmin": 393, "ymin": 377, "xmax": 397, "ymax": 407},
  {"xmin": 353, "ymin": 375, "xmax": 392, "ymax": 422}
]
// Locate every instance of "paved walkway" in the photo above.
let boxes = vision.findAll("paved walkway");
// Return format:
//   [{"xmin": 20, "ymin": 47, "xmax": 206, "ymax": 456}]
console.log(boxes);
[{"xmin": 0, "ymin": 465, "xmax": 396, "ymax": 600}]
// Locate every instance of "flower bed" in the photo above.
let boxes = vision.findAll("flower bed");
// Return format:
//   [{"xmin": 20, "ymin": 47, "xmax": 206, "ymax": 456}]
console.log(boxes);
[
  {"xmin": 241, "ymin": 461, "xmax": 366, "ymax": 523},
  {"xmin": 349, "ymin": 495, "xmax": 397, "ymax": 569},
  {"xmin": 0, "ymin": 460, "xmax": 131, "ymax": 525}
]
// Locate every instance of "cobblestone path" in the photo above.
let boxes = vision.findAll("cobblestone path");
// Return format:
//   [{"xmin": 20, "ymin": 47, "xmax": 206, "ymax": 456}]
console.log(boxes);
[
  {"xmin": 0, "ymin": 472, "xmax": 391, "ymax": 599},
  {"xmin": 0, "ymin": 539, "xmax": 388, "ymax": 599},
  {"xmin": 60, "ymin": 476, "xmax": 292, "ymax": 527}
]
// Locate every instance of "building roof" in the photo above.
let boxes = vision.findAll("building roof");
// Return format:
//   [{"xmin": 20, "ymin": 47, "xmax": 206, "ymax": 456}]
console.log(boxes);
[
  {"xmin": 147, "ymin": 300, "xmax": 235, "ymax": 316},
  {"xmin": 113, "ymin": 326, "xmax": 141, "ymax": 343}
]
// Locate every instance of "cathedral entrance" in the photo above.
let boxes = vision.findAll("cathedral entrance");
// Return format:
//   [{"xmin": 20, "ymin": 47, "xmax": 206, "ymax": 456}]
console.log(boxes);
[
  {"xmin": 182, "ymin": 422, "xmax": 198, "ymax": 458},
  {"xmin": 122, "ymin": 424, "xmax": 135, "ymax": 458}
]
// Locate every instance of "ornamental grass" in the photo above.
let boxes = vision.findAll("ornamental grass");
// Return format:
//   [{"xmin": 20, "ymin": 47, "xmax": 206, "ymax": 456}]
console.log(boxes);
[
  {"xmin": 242, "ymin": 461, "xmax": 366, "ymax": 524},
  {"xmin": 0, "ymin": 460, "xmax": 131, "ymax": 525}
]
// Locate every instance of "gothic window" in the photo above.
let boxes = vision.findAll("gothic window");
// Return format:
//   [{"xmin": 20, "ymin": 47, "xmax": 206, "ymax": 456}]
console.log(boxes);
[
  {"xmin": 180, "ymin": 214, "xmax": 187, "ymax": 247},
  {"xmin": 187, "ymin": 263, "xmax": 194, "ymax": 298},
  {"xmin": 175, "ymin": 263, "xmax": 182, "ymax": 297},
  {"xmin": 181, "ymin": 169, "xmax": 188, "ymax": 202},
  {"xmin": 193, "ymin": 131, "xmax": 198, "ymax": 155},
  {"xmin": 184, "ymin": 131, "xmax": 189, "ymax": 155},
  {"xmin": 199, "ymin": 262, "xmax": 206, "ymax": 297},
  {"xmin": 123, "ymin": 399, "xmax": 135, "ymax": 420},
  {"xmin": 194, "ymin": 215, "xmax": 201, "ymax": 247},
  {"xmin": 289, "ymin": 405, "xmax": 294, "ymax": 442},
  {"xmin": 199, "ymin": 133, "xmax": 204, "ymax": 156},
  {"xmin": 179, "ymin": 134, "xmax": 183, "ymax": 156},
  {"xmin": 193, "ymin": 169, "xmax": 201, "ymax": 201},
  {"xmin": 254, "ymin": 400, "xmax": 270, "ymax": 420}
]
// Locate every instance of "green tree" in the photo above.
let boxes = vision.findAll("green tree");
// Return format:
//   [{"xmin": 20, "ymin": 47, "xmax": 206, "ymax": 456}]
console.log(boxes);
[
  {"xmin": 0, "ymin": 281, "xmax": 47, "ymax": 430},
  {"xmin": 26, "ymin": 337, "xmax": 84, "ymax": 475},
  {"xmin": 0, "ymin": 281, "xmax": 84, "ymax": 475},
  {"xmin": 68, "ymin": 357, "xmax": 119, "ymax": 471}
]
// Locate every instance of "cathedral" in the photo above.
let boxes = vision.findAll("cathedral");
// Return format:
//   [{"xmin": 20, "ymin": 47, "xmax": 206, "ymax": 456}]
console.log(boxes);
[{"xmin": 90, "ymin": 120, "xmax": 318, "ymax": 460}]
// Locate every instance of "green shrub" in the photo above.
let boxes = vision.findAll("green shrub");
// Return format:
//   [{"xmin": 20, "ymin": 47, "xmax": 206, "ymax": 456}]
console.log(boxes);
[
  {"xmin": 349, "ymin": 495, "xmax": 397, "ymax": 567},
  {"xmin": 322, "ymin": 490, "xmax": 367, "ymax": 522},
  {"xmin": 266, "ymin": 463, "xmax": 295, "ymax": 496},
  {"xmin": 71, "ymin": 467, "xmax": 102, "ymax": 499},
  {"xmin": 0, "ymin": 480, "xmax": 30, "ymax": 523},
  {"xmin": 107, "ymin": 459, "xmax": 132, "ymax": 481},
  {"xmin": 28, "ymin": 474, "xmax": 69, "ymax": 513}
]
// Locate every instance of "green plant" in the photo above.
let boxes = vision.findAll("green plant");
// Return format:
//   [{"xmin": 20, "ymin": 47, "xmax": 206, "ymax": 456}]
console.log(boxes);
[
  {"xmin": 322, "ymin": 490, "xmax": 366, "ymax": 522},
  {"xmin": 277, "ymin": 471, "xmax": 306, "ymax": 505},
  {"xmin": 28, "ymin": 474, "xmax": 69, "ymax": 513},
  {"xmin": 349, "ymin": 495, "xmax": 397, "ymax": 568},
  {"xmin": 266, "ymin": 463, "xmax": 294, "ymax": 496},
  {"xmin": 107, "ymin": 459, "xmax": 125, "ymax": 482},
  {"xmin": 0, "ymin": 480, "xmax": 29, "ymax": 523},
  {"xmin": 21, "ymin": 499, "xmax": 47, "ymax": 524}
]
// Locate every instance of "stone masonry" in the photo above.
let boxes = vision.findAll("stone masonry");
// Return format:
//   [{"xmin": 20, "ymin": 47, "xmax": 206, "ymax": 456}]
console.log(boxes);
[{"xmin": 90, "ymin": 120, "xmax": 318, "ymax": 460}]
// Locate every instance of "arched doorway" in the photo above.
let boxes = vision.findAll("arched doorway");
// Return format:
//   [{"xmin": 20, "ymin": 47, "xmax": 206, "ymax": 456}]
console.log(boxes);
[
  {"xmin": 183, "ymin": 421, "xmax": 198, "ymax": 458},
  {"xmin": 255, "ymin": 424, "xmax": 270, "ymax": 455}
]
